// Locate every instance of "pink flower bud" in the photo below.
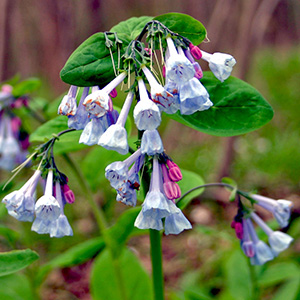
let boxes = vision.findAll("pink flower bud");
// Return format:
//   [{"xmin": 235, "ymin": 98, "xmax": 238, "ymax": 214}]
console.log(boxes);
[
  {"xmin": 163, "ymin": 181, "xmax": 181, "ymax": 200},
  {"xmin": 11, "ymin": 98, "xmax": 24, "ymax": 109},
  {"xmin": 110, "ymin": 88, "xmax": 118, "ymax": 98},
  {"xmin": 166, "ymin": 160, "xmax": 182, "ymax": 182},
  {"xmin": 189, "ymin": 44, "xmax": 202, "ymax": 60},
  {"xmin": 20, "ymin": 135, "xmax": 30, "ymax": 150},
  {"xmin": 1, "ymin": 84, "xmax": 13, "ymax": 93},
  {"xmin": 162, "ymin": 65, "xmax": 166, "ymax": 78},
  {"xmin": 234, "ymin": 222, "xmax": 243, "ymax": 240},
  {"xmin": 11, "ymin": 117, "xmax": 21, "ymax": 134},
  {"xmin": 242, "ymin": 241, "xmax": 255, "ymax": 257},
  {"xmin": 63, "ymin": 184, "xmax": 75, "ymax": 204},
  {"xmin": 108, "ymin": 98, "xmax": 113, "ymax": 112},
  {"xmin": 231, "ymin": 220, "xmax": 236, "ymax": 228},
  {"xmin": 193, "ymin": 62, "xmax": 203, "ymax": 79}
]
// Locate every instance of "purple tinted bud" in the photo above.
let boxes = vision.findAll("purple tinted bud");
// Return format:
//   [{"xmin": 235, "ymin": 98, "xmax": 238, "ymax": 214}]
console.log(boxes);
[
  {"xmin": 189, "ymin": 44, "xmax": 202, "ymax": 60},
  {"xmin": 166, "ymin": 160, "xmax": 182, "ymax": 182},
  {"xmin": 63, "ymin": 184, "xmax": 75, "ymax": 204}
]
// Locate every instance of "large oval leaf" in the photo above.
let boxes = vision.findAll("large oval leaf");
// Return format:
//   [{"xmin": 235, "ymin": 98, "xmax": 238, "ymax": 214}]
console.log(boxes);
[
  {"xmin": 171, "ymin": 72, "xmax": 274, "ymax": 136},
  {"xmin": 60, "ymin": 33, "xmax": 130, "ymax": 87},
  {"xmin": 0, "ymin": 249, "xmax": 39, "ymax": 277},
  {"xmin": 154, "ymin": 13, "xmax": 207, "ymax": 45},
  {"xmin": 110, "ymin": 16, "xmax": 153, "ymax": 40},
  {"xmin": 91, "ymin": 248, "xmax": 153, "ymax": 300}
]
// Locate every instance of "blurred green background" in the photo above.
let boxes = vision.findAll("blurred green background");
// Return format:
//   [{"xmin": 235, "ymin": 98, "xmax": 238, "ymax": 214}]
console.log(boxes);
[{"xmin": 0, "ymin": 1, "xmax": 299, "ymax": 299}]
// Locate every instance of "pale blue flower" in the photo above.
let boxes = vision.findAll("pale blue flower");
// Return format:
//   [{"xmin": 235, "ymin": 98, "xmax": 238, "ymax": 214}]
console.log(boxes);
[
  {"xmin": 164, "ymin": 201, "xmax": 192, "ymax": 235},
  {"xmin": 134, "ymin": 209, "xmax": 163, "ymax": 230},
  {"xmin": 251, "ymin": 194, "xmax": 293, "ymax": 228},
  {"xmin": 58, "ymin": 85, "xmax": 78, "ymax": 116},
  {"xmin": 141, "ymin": 129, "xmax": 164, "ymax": 156},
  {"xmin": 98, "ymin": 92, "xmax": 134, "ymax": 155},
  {"xmin": 246, "ymin": 219, "xmax": 274, "ymax": 265},
  {"xmin": 179, "ymin": 78, "xmax": 213, "ymax": 115},
  {"xmin": 201, "ymin": 51, "xmax": 236, "ymax": 82},
  {"xmin": 31, "ymin": 170, "xmax": 61, "ymax": 234},
  {"xmin": 165, "ymin": 37, "xmax": 195, "ymax": 83},
  {"xmin": 49, "ymin": 182, "xmax": 73, "ymax": 238},
  {"xmin": 133, "ymin": 79, "xmax": 161, "ymax": 130},
  {"xmin": 79, "ymin": 117, "xmax": 106, "ymax": 146},
  {"xmin": 161, "ymin": 79, "xmax": 180, "ymax": 114},
  {"xmin": 68, "ymin": 87, "xmax": 90, "ymax": 130},
  {"xmin": 268, "ymin": 231, "xmax": 293, "ymax": 255}
]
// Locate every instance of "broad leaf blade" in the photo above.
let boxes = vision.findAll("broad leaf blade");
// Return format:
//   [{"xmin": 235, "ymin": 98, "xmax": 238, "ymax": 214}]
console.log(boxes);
[
  {"xmin": 91, "ymin": 248, "xmax": 152, "ymax": 300},
  {"xmin": 171, "ymin": 72, "xmax": 274, "ymax": 136},
  {"xmin": 110, "ymin": 16, "xmax": 153, "ymax": 40},
  {"xmin": 12, "ymin": 78, "xmax": 41, "ymax": 97},
  {"xmin": 60, "ymin": 33, "xmax": 130, "ymax": 87},
  {"xmin": 154, "ymin": 13, "xmax": 206, "ymax": 45},
  {"xmin": 0, "ymin": 249, "xmax": 39, "ymax": 277}
]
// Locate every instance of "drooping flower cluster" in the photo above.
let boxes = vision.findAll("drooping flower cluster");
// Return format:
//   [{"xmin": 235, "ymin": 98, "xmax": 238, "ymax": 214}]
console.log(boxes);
[
  {"xmin": 2, "ymin": 134, "xmax": 75, "ymax": 238},
  {"xmin": 0, "ymin": 84, "xmax": 30, "ymax": 170},
  {"xmin": 56, "ymin": 24, "xmax": 237, "ymax": 235},
  {"xmin": 232, "ymin": 194, "xmax": 293, "ymax": 265}
]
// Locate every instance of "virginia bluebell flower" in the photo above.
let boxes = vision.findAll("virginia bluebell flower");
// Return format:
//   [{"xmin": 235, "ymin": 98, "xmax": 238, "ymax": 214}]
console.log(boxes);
[
  {"xmin": 141, "ymin": 129, "xmax": 164, "ymax": 156},
  {"xmin": 241, "ymin": 219, "xmax": 255, "ymax": 258},
  {"xmin": 178, "ymin": 77, "xmax": 213, "ymax": 115},
  {"xmin": 163, "ymin": 79, "xmax": 180, "ymax": 114},
  {"xmin": 251, "ymin": 212, "xmax": 293, "ymax": 256},
  {"xmin": 133, "ymin": 79, "xmax": 161, "ymax": 130},
  {"xmin": 246, "ymin": 218, "xmax": 275, "ymax": 265},
  {"xmin": 68, "ymin": 87, "xmax": 90, "ymax": 130},
  {"xmin": 201, "ymin": 51, "xmax": 236, "ymax": 82},
  {"xmin": 142, "ymin": 66, "xmax": 176, "ymax": 114},
  {"xmin": 161, "ymin": 163, "xmax": 181, "ymax": 200},
  {"xmin": 58, "ymin": 85, "xmax": 78, "ymax": 116},
  {"xmin": 79, "ymin": 117, "xmax": 107, "ymax": 146},
  {"xmin": 98, "ymin": 91, "xmax": 134, "ymax": 154},
  {"xmin": 83, "ymin": 72, "xmax": 126, "ymax": 118},
  {"xmin": 251, "ymin": 194, "xmax": 293, "ymax": 228},
  {"xmin": 50, "ymin": 181, "xmax": 73, "ymax": 238},
  {"xmin": 165, "ymin": 37, "xmax": 195, "ymax": 83},
  {"xmin": 31, "ymin": 170, "xmax": 61, "ymax": 234},
  {"xmin": 2, "ymin": 170, "xmax": 42, "ymax": 222}
]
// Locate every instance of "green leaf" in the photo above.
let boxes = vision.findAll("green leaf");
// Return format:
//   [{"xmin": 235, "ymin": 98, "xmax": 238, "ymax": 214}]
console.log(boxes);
[
  {"xmin": 177, "ymin": 169, "xmax": 205, "ymax": 210},
  {"xmin": 171, "ymin": 72, "xmax": 274, "ymax": 137},
  {"xmin": 0, "ymin": 249, "xmax": 39, "ymax": 277},
  {"xmin": 0, "ymin": 225, "xmax": 20, "ymax": 244},
  {"xmin": 36, "ymin": 237, "xmax": 105, "ymax": 285},
  {"xmin": 110, "ymin": 16, "xmax": 153, "ymax": 40},
  {"xmin": 154, "ymin": 13, "xmax": 207, "ymax": 45},
  {"xmin": 0, "ymin": 273, "xmax": 35, "ymax": 300},
  {"xmin": 29, "ymin": 116, "xmax": 88, "ymax": 154},
  {"xmin": 224, "ymin": 250, "xmax": 253, "ymax": 300},
  {"xmin": 257, "ymin": 262, "xmax": 300, "ymax": 287},
  {"xmin": 91, "ymin": 248, "xmax": 152, "ymax": 300},
  {"xmin": 60, "ymin": 32, "xmax": 130, "ymax": 87},
  {"xmin": 273, "ymin": 276, "xmax": 300, "ymax": 300},
  {"xmin": 12, "ymin": 78, "xmax": 41, "ymax": 97}
]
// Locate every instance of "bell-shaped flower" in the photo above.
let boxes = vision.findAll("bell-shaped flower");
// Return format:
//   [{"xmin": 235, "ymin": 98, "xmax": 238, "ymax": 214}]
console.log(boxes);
[
  {"xmin": 140, "ymin": 158, "xmax": 170, "ymax": 220},
  {"xmin": 181, "ymin": 47, "xmax": 203, "ymax": 79},
  {"xmin": 1, "ymin": 116, "xmax": 21, "ymax": 157},
  {"xmin": 133, "ymin": 79, "xmax": 161, "ymax": 130},
  {"xmin": 246, "ymin": 219, "xmax": 274, "ymax": 265},
  {"xmin": 163, "ymin": 79, "xmax": 180, "ymax": 114},
  {"xmin": 179, "ymin": 77, "xmax": 213, "ymax": 115},
  {"xmin": 68, "ymin": 87, "xmax": 90, "ymax": 130},
  {"xmin": 241, "ymin": 219, "xmax": 255, "ymax": 257},
  {"xmin": 165, "ymin": 37, "xmax": 195, "ymax": 83},
  {"xmin": 31, "ymin": 170, "xmax": 61, "ymax": 234},
  {"xmin": 83, "ymin": 72, "xmax": 126, "ymax": 117},
  {"xmin": 141, "ymin": 129, "xmax": 164, "ymax": 156},
  {"xmin": 50, "ymin": 182, "xmax": 73, "ymax": 238},
  {"xmin": 79, "ymin": 117, "xmax": 106, "ymax": 146},
  {"xmin": 201, "ymin": 51, "xmax": 236, "ymax": 82},
  {"xmin": 105, "ymin": 148, "xmax": 142, "ymax": 189},
  {"xmin": 99, "ymin": 92, "xmax": 134, "ymax": 155},
  {"xmin": 251, "ymin": 212, "xmax": 293, "ymax": 256},
  {"xmin": 142, "ymin": 66, "xmax": 176, "ymax": 113},
  {"xmin": 164, "ymin": 201, "xmax": 192, "ymax": 235},
  {"xmin": 251, "ymin": 194, "xmax": 293, "ymax": 228},
  {"xmin": 134, "ymin": 209, "xmax": 164, "ymax": 231},
  {"xmin": 58, "ymin": 85, "xmax": 78, "ymax": 116}
]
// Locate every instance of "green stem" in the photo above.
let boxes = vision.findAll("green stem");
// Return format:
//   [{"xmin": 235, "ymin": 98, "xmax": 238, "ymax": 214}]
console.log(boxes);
[
  {"xmin": 62, "ymin": 153, "xmax": 128, "ymax": 300},
  {"xmin": 150, "ymin": 229, "xmax": 165, "ymax": 300}
]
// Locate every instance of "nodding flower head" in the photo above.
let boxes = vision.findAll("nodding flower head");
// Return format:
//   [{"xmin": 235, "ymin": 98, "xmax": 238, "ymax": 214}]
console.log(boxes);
[
  {"xmin": 79, "ymin": 117, "xmax": 107, "ymax": 146},
  {"xmin": 141, "ymin": 129, "xmax": 164, "ymax": 156},
  {"xmin": 133, "ymin": 79, "xmax": 161, "ymax": 131},
  {"xmin": 58, "ymin": 85, "xmax": 78, "ymax": 116},
  {"xmin": 165, "ymin": 37, "xmax": 195, "ymax": 83}
]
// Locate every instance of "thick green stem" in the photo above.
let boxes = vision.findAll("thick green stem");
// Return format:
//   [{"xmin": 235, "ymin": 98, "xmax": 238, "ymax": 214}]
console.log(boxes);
[
  {"xmin": 62, "ymin": 153, "xmax": 128, "ymax": 300},
  {"xmin": 150, "ymin": 229, "xmax": 165, "ymax": 300}
]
